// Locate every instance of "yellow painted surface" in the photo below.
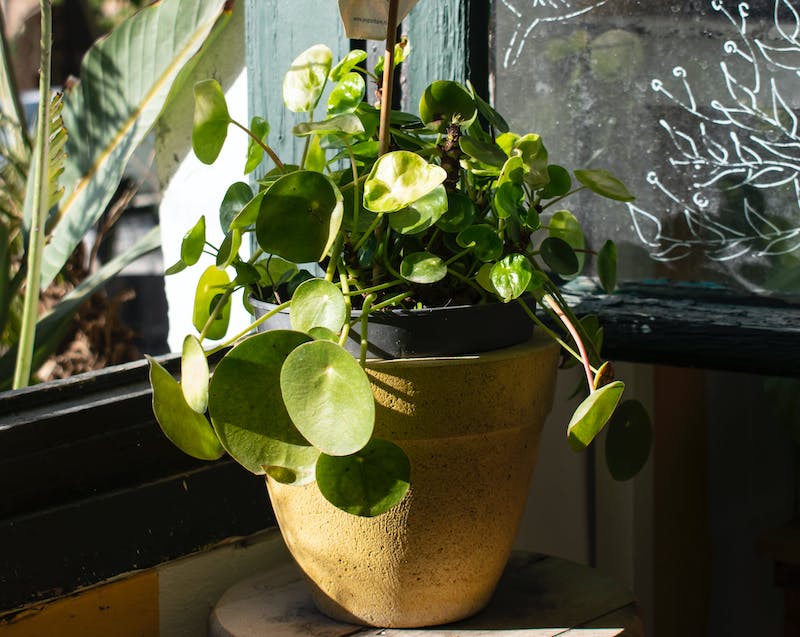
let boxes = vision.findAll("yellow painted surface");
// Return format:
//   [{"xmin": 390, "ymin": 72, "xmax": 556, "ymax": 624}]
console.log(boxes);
[{"xmin": 0, "ymin": 571, "xmax": 158, "ymax": 637}]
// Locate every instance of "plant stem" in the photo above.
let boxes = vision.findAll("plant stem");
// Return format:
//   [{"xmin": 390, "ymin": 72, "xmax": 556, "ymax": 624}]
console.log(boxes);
[
  {"xmin": 353, "ymin": 212, "xmax": 384, "ymax": 252},
  {"xmin": 230, "ymin": 118, "xmax": 285, "ymax": 173},
  {"xmin": 338, "ymin": 263, "xmax": 352, "ymax": 347},
  {"xmin": 13, "ymin": 0, "xmax": 52, "ymax": 389},
  {"xmin": 359, "ymin": 293, "xmax": 376, "ymax": 366},
  {"xmin": 205, "ymin": 299, "xmax": 292, "ymax": 356},
  {"xmin": 378, "ymin": 0, "xmax": 400, "ymax": 157},
  {"xmin": 370, "ymin": 291, "xmax": 408, "ymax": 312},
  {"xmin": 541, "ymin": 293, "xmax": 595, "ymax": 392},
  {"xmin": 540, "ymin": 186, "xmax": 586, "ymax": 211},
  {"xmin": 343, "ymin": 278, "xmax": 403, "ymax": 297}
]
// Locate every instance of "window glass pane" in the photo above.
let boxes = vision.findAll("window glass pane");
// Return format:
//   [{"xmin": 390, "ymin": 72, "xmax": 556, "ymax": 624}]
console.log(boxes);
[{"xmin": 492, "ymin": 1, "xmax": 800, "ymax": 298}]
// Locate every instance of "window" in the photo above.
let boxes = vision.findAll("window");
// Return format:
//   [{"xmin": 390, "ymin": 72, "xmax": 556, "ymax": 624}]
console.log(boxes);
[{"xmin": 492, "ymin": 0, "xmax": 800, "ymax": 299}]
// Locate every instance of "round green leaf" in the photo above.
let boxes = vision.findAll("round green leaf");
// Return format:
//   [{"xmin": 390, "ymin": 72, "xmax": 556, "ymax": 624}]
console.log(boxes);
[
  {"xmin": 192, "ymin": 266, "xmax": 231, "ymax": 340},
  {"xmin": 316, "ymin": 439, "xmax": 411, "ymax": 517},
  {"xmin": 233, "ymin": 261, "xmax": 260, "ymax": 286},
  {"xmin": 283, "ymin": 44, "xmax": 332, "ymax": 113},
  {"xmin": 290, "ymin": 278, "xmax": 347, "ymax": 334},
  {"xmin": 515, "ymin": 134, "xmax": 550, "ymax": 189},
  {"xmin": 216, "ymin": 229, "xmax": 242, "ymax": 269},
  {"xmin": 456, "ymin": 224, "xmax": 503, "ymax": 262},
  {"xmin": 181, "ymin": 335, "xmax": 209, "ymax": 414},
  {"xmin": 180, "ymin": 216, "xmax": 206, "ymax": 266},
  {"xmin": 309, "ymin": 326, "xmax": 340, "ymax": 342},
  {"xmin": 244, "ymin": 116, "xmax": 270, "ymax": 174},
  {"xmin": 493, "ymin": 181, "xmax": 525, "ymax": 220},
  {"xmin": 540, "ymin": 236, "xmax": 580, "ymax": 276},
  {"xmin": 256, "ymin": 171, "xmax": 343, "ymax": 263},
  {"xmin": 329, "ymin": 50, "xmax": 368, "ymax": 81},
  {"xmin": 164, "ymin": 259, "xmax": 187, "ymax": 276},
  {"xmin": 148, "ymin": 356, "xmax": 224, "ymax": 461},
  {"xmin": 192, "ymin": 79, "xmax": 230, "ymax": 164},
  {"xmin": 388, "ymin": 185, "xmax": 448, "ymax": 235},
  {"xmin": 574, "ymin": 168, "xmax": 635, "ymax": 202},
  {"xmin": 209, "ymin": 330, "xmax": 318, "ymax": 482},
  {"xmin": 605, "ymin": 399, "xmax": 652, "ymax": 481},
  {"xmin": 459, "ymin": 135, "xmax": 507, "ymax": 167},
  {"xmin": 419, "ymin": 80, "xmax": 477, "ymax": 132},
  {"xmin": 598, "ymin": 240, "xmax": 618, "ymax": 293},
  {"xmin": 230, "ymin": 191, "xmax": 265, "ymax": 230},
  {"xmin": 540, "ymin": 165, "xmax": 572, "ymax": 199},
  {"xmin": 549, "ymin": 209, "xmax": 586, "ymax": 275},
  {"xmin": 498, "ymin": 155, "xmax": 525, "ymax": 187},
  {"xmin": 292, "ymin": 113, "xmax": 365, "ymax": 137},
  {"xmin": 400, "ymin": 251, "xmax": 447, "ymax": 284},
  {"xmin": 437, "ymin": 191, "xmax": 476, "ymax": 233},
  {"xmin": 220, "ymin": 182, "xmax": 254, "ymax": 233},
  {"xmin": 363, "ymin": 151, "xmax": 447, "ymax": 213},
  {"xmin": 280, "ymin": 340, "xmax": 375, "ymax": 456},
  {"xmin": 327, "ymin": 72, "xmax": 366, "ymax": 116},
  {"xmin": 567, "ymin": 381, "xmax": 625, "ymax": 452},
  {"xmin": 490, "ymin": 253, "xmax": 534, "ymax": 302}
]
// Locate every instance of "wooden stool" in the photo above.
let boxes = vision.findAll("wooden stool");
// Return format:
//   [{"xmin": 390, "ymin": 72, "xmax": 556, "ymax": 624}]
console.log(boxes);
[{"xmin": 209, "ymin": 552, "xmax": 643, "ymax": 636}]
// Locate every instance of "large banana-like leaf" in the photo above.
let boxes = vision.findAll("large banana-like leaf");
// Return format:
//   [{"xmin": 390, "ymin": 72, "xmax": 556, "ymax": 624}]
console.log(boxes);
[
  {"xmin": 40, "ymin": 0, "xmax": 232, "ymax": 289},
  {"xmin": 0, "ymin": 225, "xmax": 161, "ymax": 389}
]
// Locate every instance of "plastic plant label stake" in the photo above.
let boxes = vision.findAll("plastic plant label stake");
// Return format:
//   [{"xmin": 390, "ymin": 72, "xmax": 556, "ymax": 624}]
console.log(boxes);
[{"xmin": 337, "ymin": 0, "xmax": 420, "ymax": 40}]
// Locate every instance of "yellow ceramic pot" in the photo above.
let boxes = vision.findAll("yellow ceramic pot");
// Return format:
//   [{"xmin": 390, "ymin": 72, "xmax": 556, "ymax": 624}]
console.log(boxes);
[{"xmin": 267, "ymin": 333, "xmax": 559, "ymax": 627}]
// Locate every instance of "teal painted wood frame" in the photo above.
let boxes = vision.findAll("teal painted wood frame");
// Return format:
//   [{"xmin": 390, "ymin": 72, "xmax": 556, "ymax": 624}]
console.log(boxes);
[{"xmin": 244, "ymin": 0, "xmax": 471, "ymax": 173}]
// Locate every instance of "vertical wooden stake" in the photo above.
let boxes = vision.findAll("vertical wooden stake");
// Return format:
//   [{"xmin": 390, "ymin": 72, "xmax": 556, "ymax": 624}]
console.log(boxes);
[{"xmin": 378, "ymin": 0, "xmax": 400, "ymax": 157}]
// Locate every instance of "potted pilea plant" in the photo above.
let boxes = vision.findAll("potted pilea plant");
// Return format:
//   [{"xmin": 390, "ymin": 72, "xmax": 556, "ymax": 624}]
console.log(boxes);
[{"xmin": 148, "ymin": 26, "xmax": 651, "ymax": 629}]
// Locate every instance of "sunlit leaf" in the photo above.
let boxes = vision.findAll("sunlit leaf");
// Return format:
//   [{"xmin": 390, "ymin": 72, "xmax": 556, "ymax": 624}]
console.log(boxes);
[
  {"xmin": 327, "ymin": 72, "xmax": 366, "ymax": 116},
  {"xmin": 419, "ymin": 80, "xmax": 477, "ymax": 132},
  {"xmin": 148, "ymin": 356, "xmax": 224, "ymax": 461},
  {"xmin": 490, "ymin": 253, "xmax": 534, "ymax": 302},
  {"xmin": 280, "ymin": 340, "xmax": 375, "ymax": 456},
  {"xmin": 330, "ymin": 49, "xmax": 368, "ymax": 81},
  {"xmin": 192, "ymin": 79, "xmax": 231, "ymax": 164},
  {"xmin": 400, "ymin": 251, "xmax": 447, "ymax": 284},
  {"xmin": 192, "ymin": 265, "xmax": 230, "ymax": 340},
  {"xmin": 567, "ymin": 381, "xmax": 625, "ymax": 451},
  {"xmin": 388, "ymin": 185, "xmax": 448, "ymax": 235},
  {"xmin": 244, "ymin": 116, "xmax": 270, "ymax": 174},
  {"xmin": 363, "ymin": 151, "xmax": 446, "ymax": 213},
  {"xmin": 283, "ymin": 44, "xmax": 332, "ymax": 113},
  {"xmin": 180, "ymin": 216, "xmax": 206, "ymax": 266},
  {"xmin": 293, "ymin": 113, "xmax": 365, "ymax": 137},
  {"xmin": 290, "ymin": 278, "xmax": 347, "ymax": 334},
  {"xmin": 181, "ymin": 334, "xmax": 209, "ymax": 414}
]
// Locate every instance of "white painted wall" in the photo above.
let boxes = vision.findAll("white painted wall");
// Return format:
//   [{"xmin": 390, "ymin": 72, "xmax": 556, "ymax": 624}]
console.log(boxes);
[{"xmin": 155, "ymin": 3, "xmax": 251, "ymax": 353}]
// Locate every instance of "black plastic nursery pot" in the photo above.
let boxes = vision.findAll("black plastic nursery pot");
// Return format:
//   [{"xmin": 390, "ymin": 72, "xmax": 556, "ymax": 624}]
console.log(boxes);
[{"xmin": 249, "ymin": 296, "xmax": 534, "ymax": 359}]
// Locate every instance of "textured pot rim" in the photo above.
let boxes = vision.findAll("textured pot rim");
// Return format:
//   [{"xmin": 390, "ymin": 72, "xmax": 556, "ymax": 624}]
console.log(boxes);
[{"xmin": 363, "ymin": 331, "xmax": 558, "ymax": 368}]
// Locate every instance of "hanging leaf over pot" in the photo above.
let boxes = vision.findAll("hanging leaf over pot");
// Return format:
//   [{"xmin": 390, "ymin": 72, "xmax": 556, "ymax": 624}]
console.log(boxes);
[{"xmin": 316, "ymin": 438, "xmax": 411, "ymax": 516}]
